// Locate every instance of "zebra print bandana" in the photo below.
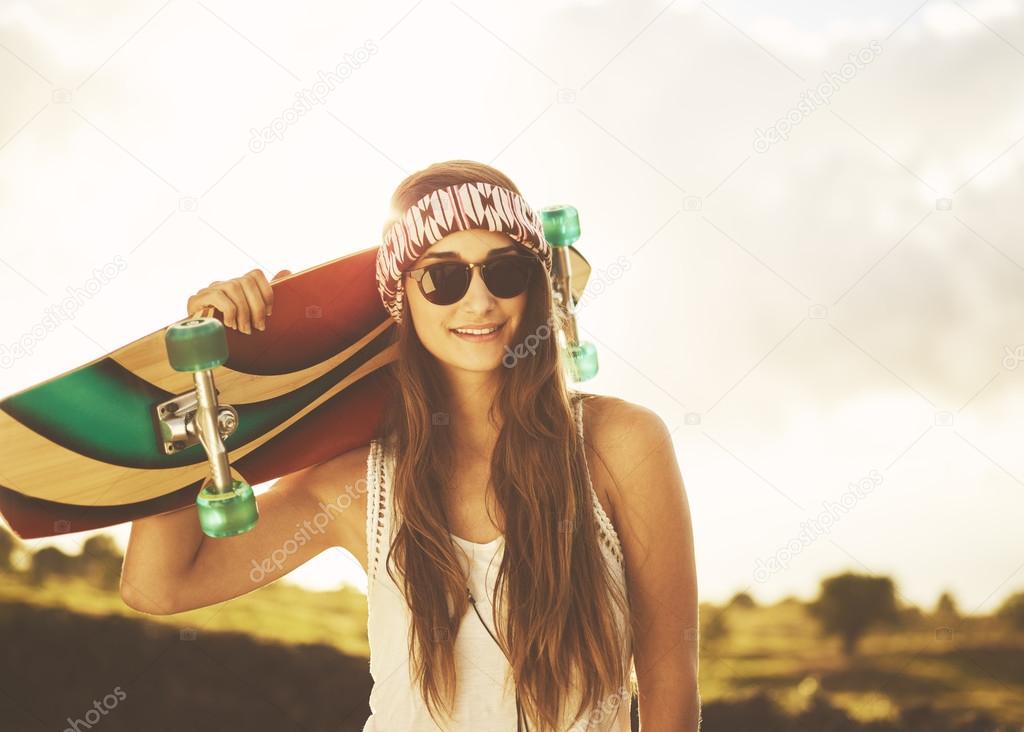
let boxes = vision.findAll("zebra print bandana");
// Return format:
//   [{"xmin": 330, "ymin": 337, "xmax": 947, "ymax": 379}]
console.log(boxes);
[{"xmin": 376, "ymin": 181, "xmax": 552, "ymax": 324}]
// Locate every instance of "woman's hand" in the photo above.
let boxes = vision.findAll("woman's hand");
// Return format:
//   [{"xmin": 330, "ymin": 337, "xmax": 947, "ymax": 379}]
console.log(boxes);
[{"xmin": 185, "ymin": 269, "xmax": 291, "ymax": 334}]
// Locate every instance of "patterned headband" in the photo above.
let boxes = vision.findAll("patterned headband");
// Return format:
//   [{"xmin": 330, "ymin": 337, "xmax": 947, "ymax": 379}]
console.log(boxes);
[{"xmin": 376, "ymin": 180, "xmax": 552, "ymax": 323}]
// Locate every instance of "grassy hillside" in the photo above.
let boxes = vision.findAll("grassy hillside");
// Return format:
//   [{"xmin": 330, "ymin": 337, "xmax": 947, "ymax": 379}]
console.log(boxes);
[
  {"xmin": 1, "ymin": 574, "xmax": 1022, "ymax": 731},
  {"xmin": 0, "ymin": 574, "xmax": 369, "ymax": 657},
  {"xmin": 697, "ymin": 599, "xmax": 1024, "ymax": 727},
  {"xmin": 0, "ymin": 595, "xmax": 372, "ymax": 732}
]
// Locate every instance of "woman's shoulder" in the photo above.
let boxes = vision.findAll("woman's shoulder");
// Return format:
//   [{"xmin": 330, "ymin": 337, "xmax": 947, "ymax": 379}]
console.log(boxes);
[
  {"xmin": 576, "ymin": 392, "xmax": 666, "ymax": 448},
  {"xmin": 575, "ymin": 392, "xmax": 672, "ymax": 505}
]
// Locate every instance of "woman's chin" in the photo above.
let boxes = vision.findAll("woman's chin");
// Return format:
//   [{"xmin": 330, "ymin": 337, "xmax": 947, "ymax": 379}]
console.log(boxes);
[{"xmin": 442, "ymin": 351, "xmax": 508, "ymax": 375}]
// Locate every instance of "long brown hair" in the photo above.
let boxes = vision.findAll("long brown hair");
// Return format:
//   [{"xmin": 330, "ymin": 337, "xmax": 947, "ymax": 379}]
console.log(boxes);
[{"xmin": 377, "ymin": 160, "xmax": 634, "ymax": 730}]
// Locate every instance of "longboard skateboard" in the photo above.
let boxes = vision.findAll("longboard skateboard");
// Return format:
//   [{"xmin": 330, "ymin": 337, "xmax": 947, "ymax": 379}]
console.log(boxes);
[{"xmin": 0, "ymin": 206, "xmax": 596, "ymax": 539}]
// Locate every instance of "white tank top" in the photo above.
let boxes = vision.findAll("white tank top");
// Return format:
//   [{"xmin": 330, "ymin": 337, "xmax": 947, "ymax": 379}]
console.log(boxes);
[{"xmin": 362, "ymin": 396, "xmax": 633, "ymax": 731}]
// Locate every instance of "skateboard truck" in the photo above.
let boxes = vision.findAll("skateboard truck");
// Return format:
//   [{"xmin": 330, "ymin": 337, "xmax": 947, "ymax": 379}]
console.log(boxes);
[
  {"xmin": 162, "ymin": 309, "xmax": 259, "ymax": 538},
  {"xmin": 540, "ymin": 205, "xmax": 598, "ymax": 382},
  {"xmin": 156, "ymin": 391, "xmax": 238, "ymax": 455}
]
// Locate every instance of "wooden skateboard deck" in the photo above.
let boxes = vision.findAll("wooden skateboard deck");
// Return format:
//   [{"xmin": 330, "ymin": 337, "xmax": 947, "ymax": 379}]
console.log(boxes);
[{"xmin": 0, "ymin": 245, "xmax": 592, "ymax": 539}]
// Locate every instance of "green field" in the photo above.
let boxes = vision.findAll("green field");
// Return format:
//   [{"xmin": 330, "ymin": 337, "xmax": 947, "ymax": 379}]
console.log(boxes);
[
  {"xmin": 0, "ymin": 573, "xmax": 369, "ymax": 658},
  {"xmin": 2, "ymin": 574, "xmax": 1022, "ymax": 729},
  {"xmin": 697, "ymin": 598, "xmax": 1024, "ymax": 726}
]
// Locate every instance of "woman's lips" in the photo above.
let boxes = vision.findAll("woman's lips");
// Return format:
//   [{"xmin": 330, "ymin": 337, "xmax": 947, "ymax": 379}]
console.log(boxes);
[{"xmin": 449, "ymin": 322, "xmax": 506, "ymax": 342}]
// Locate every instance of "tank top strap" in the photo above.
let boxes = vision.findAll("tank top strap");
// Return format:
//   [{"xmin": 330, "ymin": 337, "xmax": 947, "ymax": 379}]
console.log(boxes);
[{"xmin": 572, "ymin": 394, "xmax": 625, "ymax": 568}]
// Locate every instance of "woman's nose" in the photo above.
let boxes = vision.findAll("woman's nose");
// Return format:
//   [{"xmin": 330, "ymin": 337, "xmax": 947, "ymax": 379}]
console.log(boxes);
[{"xmin": 460, "ymin": 265, "xmax": 496, "ymax": 310}]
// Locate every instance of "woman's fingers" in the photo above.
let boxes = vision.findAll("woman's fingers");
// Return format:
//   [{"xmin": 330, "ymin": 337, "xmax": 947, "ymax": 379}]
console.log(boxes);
[
  {"xmin": 186, "ymin": 268, "xmax": 288, "ymax": 333},
  {"xmin": 220, "ymin": 280, "xmax": 252, "ymax": 333},
  {"xmin": 187, "ymin": 288, "xmax": 238, "ymax": 328},
  {"xmin": 250, "ymin": 270, "xmax": 278, "ymax": 317},
  {"xmin": 237, "ymin": 275, "xmax": 268, "ymax": 333}
]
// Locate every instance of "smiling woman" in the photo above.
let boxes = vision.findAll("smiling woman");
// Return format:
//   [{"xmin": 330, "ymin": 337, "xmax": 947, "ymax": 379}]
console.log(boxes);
[{"xmin": 360, "ymin": 160, "xmax": 700, "ymax": 731}]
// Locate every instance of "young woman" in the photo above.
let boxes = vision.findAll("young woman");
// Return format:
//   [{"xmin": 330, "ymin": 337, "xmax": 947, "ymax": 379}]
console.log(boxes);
[{"xmin": 120, "ymin": 161, "xmax": 700, "ymax": 731}]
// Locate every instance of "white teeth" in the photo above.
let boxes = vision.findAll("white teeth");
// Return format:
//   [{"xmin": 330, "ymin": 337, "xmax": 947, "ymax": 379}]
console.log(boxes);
[{"xmin": 454, "ymin": 327, "xmax": 501, "ymax": 335}]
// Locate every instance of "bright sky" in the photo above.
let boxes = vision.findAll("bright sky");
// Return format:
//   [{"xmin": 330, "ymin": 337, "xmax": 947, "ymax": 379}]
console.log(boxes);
[{"xmin": 2, "ymin": 0, "xmax": 1024, "ymax": 615}]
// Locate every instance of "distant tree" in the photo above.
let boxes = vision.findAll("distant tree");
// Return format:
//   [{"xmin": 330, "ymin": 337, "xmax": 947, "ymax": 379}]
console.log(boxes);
[
  {"xmin": 28, "ymin": 545, "xmax": 76, "ymax": 585},
  {"xmin": 726, "ymin": 591, "xmax": 756, "ymax": 609},
  {"xmin": 893, "ymin": 605, "xmax": 926, "ymax": 630},
  {"xmin": 996, "ymin": 592, "xmax": 1024, "ymax": 631},
  {"xmin": 80, "ymin": 534, "xmax": 123, "ymax": 592},
  {"xmin": 700, "ymin": 607, "xmax": 729, "ymax": 655},
  {"xmin": 935, "ymin": 591, "xmax": 958, "ymax": 615},
  {"xmin": 807, "ymin": 572, "xmax": 900, "ymax": 657},
  {"xmin": 81, "ymin": 534, "xmax": 121, "ymax": 561},
  {"xmin": 934, "ymin": 591, "xmax": 960, "ymax": 624}
]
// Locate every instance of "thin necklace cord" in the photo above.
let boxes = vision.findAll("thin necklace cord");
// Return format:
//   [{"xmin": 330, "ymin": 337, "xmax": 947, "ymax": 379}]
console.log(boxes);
[{"xmin": 467, "ymin": 586, "xmax": 529, "ymax": 732}]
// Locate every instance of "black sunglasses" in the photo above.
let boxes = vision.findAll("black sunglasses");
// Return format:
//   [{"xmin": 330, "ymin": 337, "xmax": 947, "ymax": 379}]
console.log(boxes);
[{"xmin": 404, "ymin": 254, "xmax": 539, "ymax": 306}]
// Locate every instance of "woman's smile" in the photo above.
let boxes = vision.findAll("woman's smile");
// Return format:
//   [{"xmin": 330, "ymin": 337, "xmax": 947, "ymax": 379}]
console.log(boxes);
[{"xmin": 449, "ymin": 321, "xmax": 506, "ymax": 342}]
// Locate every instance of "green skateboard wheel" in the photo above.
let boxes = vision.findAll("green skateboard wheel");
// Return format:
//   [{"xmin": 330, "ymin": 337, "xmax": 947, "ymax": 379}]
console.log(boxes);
[
  {"xmin": 568, "ymin": 341, "xmax": 599, "ymax": 382},
  {"xmin": 165, "ymin": 317, "xmax": 229, "ymax": 372},
  {"xmin": 196, "ymin": 478, "xmax": 259, "ymax": 537},
  {"xmin": 539, "ymin": 205, "xmax": 580, "ymax": 248}
]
